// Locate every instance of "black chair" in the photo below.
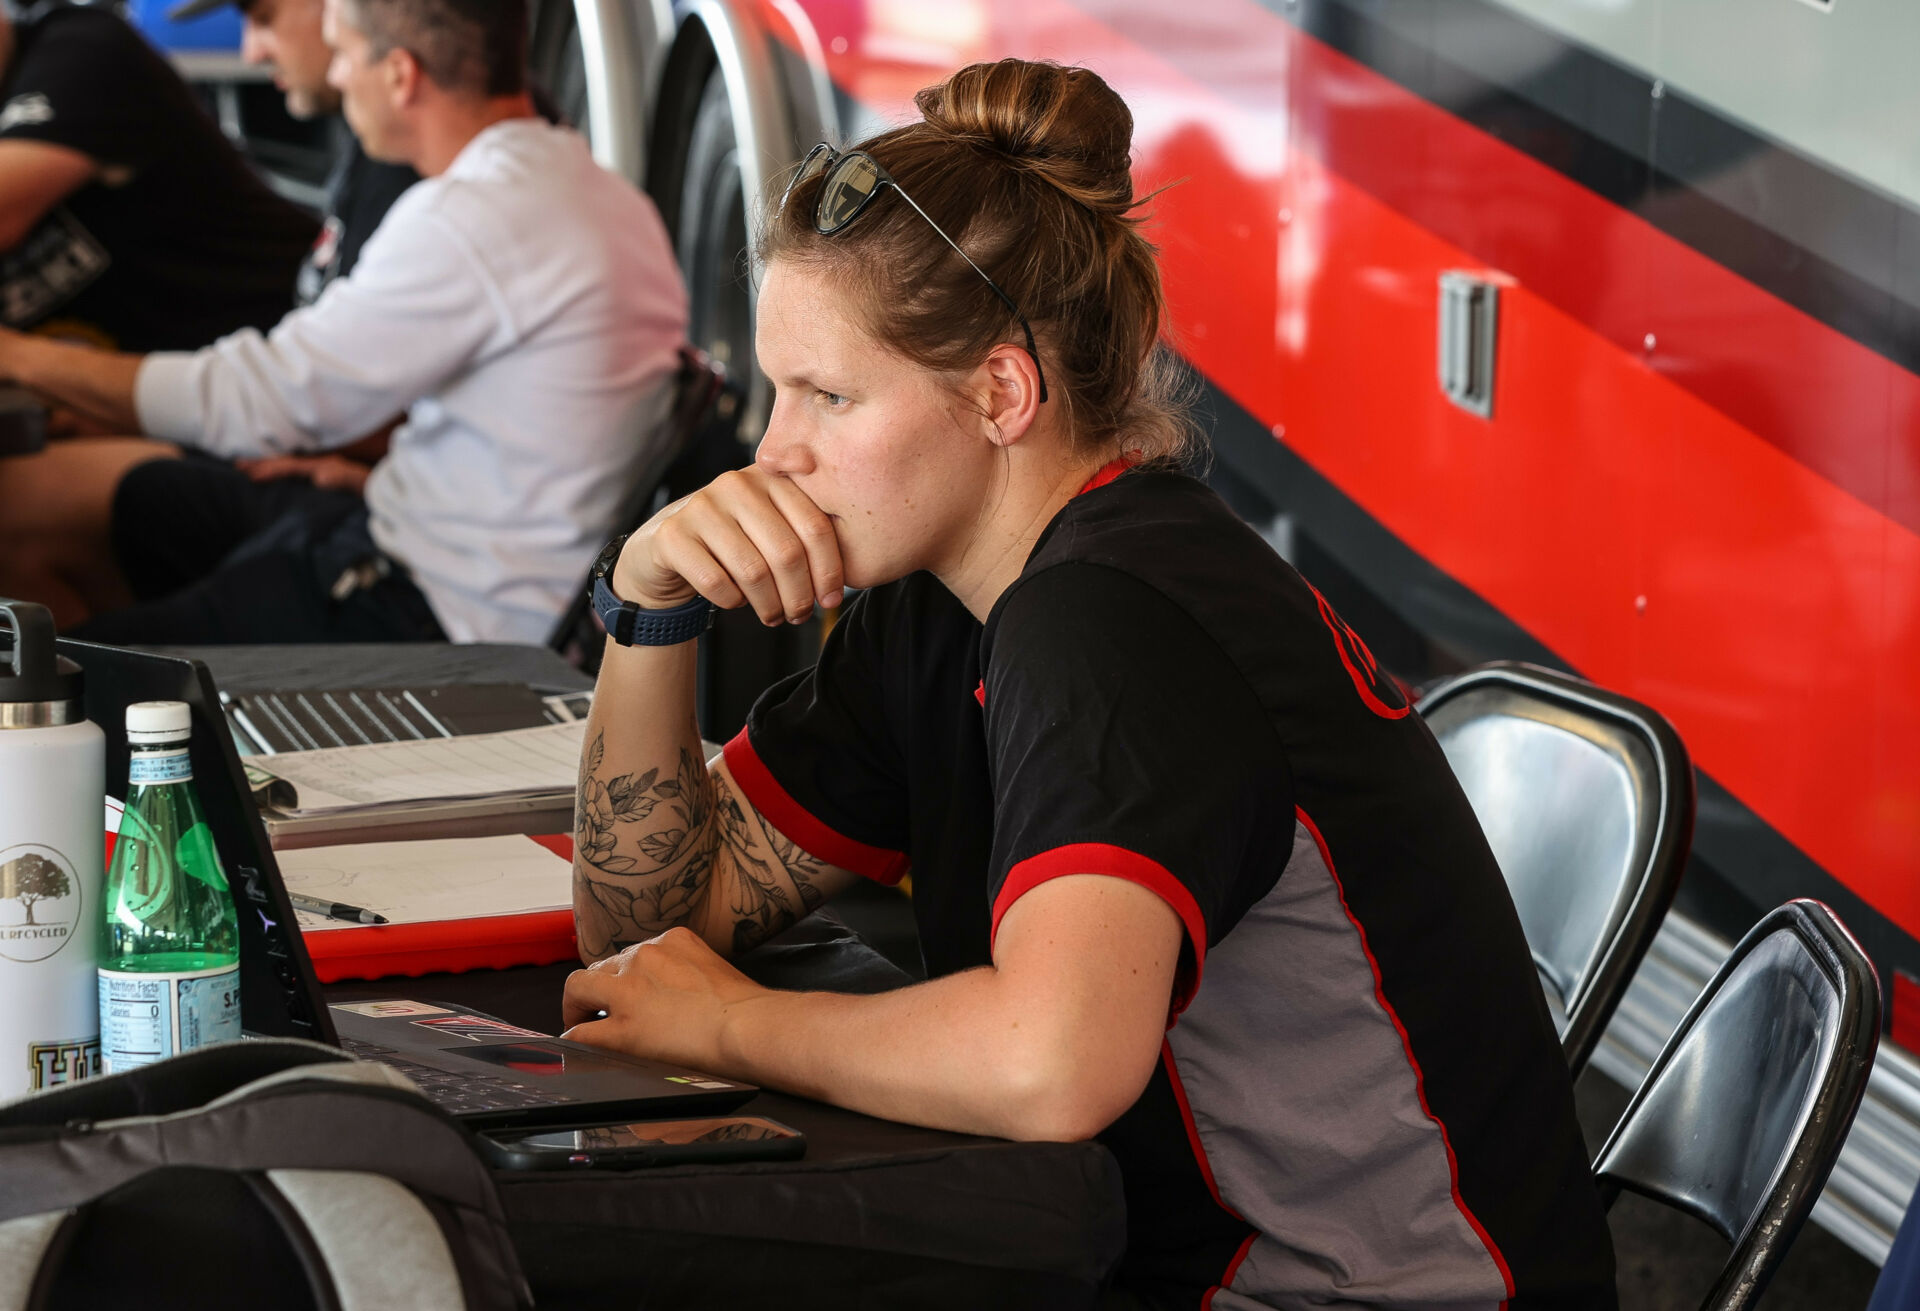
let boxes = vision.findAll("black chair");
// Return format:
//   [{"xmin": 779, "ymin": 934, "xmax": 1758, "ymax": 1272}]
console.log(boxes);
[
  {"xmin": 548, "ymin": 345, "xmax": 728, "ymax": 669},
  {"xmin": 1418, "ymin": 661, "xmax": 1694, "ymax": 1074},
  {"xmin": 1594, "ymin": 899, "xmax": 1881, "ymax": 1311}
]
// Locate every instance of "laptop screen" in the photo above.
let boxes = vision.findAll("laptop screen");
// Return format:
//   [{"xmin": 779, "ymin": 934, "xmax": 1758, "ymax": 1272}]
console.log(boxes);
[{"xmin": 49, "ymin": 638, "xmax": 336, "ymax": 1046}]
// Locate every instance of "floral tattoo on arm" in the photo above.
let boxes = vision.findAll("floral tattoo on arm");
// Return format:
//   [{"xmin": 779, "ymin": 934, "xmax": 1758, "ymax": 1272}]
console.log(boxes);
[{"xmin": 573, "ymin": 730, "xmax": 837, "ymax": 959}]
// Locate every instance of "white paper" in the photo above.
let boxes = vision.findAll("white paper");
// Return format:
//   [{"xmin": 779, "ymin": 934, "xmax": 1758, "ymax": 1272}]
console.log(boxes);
[
  {"xmin": 257, "ymin": 720, "xmax": 588, "ymax": 815},
  {"xmin": 276, "ymin": 834, "xmax": 573, "ymax": 931}
]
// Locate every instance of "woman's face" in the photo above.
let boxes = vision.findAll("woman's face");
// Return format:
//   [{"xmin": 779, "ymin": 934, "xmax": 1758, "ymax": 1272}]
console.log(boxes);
[{"xmin": 754, "ymin": 258, "xmax": 998, "ymax": 590}]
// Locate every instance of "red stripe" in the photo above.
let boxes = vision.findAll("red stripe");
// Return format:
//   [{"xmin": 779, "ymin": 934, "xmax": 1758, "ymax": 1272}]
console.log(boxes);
[
  {"xmin": 990, "ymin": 842, "xmax": 1206, "ymax": 1016},
  {"xmin": 974, "ymin": 679, "xmax": 985, "ymax": 708},
  {"xmin": 1162, "ymin": 1039, "xmax": 1257, "ymax": 1305},
  {"xmin": 720, "ymin": 728, "xmax": 910, "ymax": 885},
  {"xmin": 1077, "ymin": 455, "xmax": 1135, "ymax": 495},
  {"xmin": 1296, "ymin": 807, "xmax": 1516, "ymax": 1303}
]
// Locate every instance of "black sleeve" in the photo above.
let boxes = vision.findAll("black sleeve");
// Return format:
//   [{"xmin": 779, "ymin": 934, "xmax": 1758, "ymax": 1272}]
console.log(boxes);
[
  {"xmin": 723, "ymin": 586, "xmax": 913, "ymax": 885},
  {"xmin": 0, "ymin": 11, "xmax": 171, "ymax": 168},
  {"xmin": 982, "ymin": 563, "xmax": 1292, "ymax": 1010}
]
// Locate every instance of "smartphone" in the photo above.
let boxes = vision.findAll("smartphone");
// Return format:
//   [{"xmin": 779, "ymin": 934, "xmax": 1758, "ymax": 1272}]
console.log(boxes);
[{"xmin": 479, "ymin": 1114, "xmax": 806, "ymax": 1171}]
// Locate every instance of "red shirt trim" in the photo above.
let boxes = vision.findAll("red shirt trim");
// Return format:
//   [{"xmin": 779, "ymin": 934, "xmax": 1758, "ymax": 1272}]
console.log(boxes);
[
  {"xmin": 1077, "ymin": 455, "xmax": 1137, "ymax": 495},
  {"xmin": 1297, "ymin": 807, "xmax": 1517, "ymax": 1301},
  {"xmin": 720, "ymin": 729, "xmax": 911, "ymax": 886},
  {"xmin": 1163, "ymin": 1041, "xmax": 1259, "ymax": 1306},
  {"xmin": 989, "ymin": 842, "xmax": 1207, "ymax": 1017}
]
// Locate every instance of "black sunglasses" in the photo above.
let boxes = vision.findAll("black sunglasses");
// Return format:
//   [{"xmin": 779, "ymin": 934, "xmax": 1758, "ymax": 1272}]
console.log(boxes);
[{"xmin": 781, "ymin": 144, "xmax": 1048, "ymax": 404}]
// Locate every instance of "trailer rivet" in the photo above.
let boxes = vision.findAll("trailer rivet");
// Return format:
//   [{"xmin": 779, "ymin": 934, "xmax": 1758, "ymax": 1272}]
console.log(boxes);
[
  {"xmin": 1651, "ymin": 80, "xmax": 1665, "ymax": 99},
  {"xmin": 1635, "ymin": 595, "xmax": 1648, "ymax": 613},
  {"xmin": 1644, "ymin": 332, "xmax": 1657, "ymax": 352}
]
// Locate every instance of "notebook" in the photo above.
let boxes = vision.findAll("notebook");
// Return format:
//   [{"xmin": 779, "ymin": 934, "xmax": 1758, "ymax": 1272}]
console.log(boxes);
[{"xmin": 279, "ymin": 833, "xmax": 578, "ymax": 981}]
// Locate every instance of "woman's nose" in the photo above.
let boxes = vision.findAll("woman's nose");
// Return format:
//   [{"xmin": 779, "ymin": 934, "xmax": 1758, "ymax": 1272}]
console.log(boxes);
[{"xmin": 756, "ymin": 414, "xmax": 812, "ymax": 476}]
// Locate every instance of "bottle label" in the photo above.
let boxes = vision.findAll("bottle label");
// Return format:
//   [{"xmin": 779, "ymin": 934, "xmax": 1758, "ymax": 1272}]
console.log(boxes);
[
  {"xmin": 128, "ymin": 749, "xmax": 192, "ymax": 785},
  {"xmin": 98, "ymin": 965, "xmax": 240, "ymax": 1072}
]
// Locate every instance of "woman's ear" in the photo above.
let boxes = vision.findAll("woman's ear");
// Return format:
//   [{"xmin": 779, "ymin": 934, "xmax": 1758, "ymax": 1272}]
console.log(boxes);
[{"xmin": 977, "ymin": 344, "xmax": 1043, "ymax": 449}]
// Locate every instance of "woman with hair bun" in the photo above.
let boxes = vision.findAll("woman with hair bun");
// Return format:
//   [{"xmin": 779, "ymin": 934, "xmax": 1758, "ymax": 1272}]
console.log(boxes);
[{"xmin": 564, "ymin": 58, "xmax": 1616, "ymax": 1308}]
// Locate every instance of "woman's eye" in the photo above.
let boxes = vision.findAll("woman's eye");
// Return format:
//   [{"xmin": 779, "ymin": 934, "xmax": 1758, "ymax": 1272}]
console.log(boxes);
[{"xmin": 817, "ymin": 390, "xmax": 848, "ymax": 409}]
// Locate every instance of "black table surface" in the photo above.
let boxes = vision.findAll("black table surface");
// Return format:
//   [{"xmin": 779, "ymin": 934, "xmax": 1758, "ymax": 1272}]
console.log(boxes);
[{"xmin": 154, "ymin": 641, "xmax": 593, "ymax": 697}]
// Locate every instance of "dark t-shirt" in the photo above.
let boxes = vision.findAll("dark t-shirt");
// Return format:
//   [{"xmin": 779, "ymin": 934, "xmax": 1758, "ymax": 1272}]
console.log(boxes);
[
  {"xmin": 294, "ymin": 122, "xmax": 417, "ymax": 309},
  {"xmin": 725, "ymin": 467, "xmax": 1617, "ymax": 1309},
  {"xmin": 0, "ymin": 5, "xmax": 316, "ymax": 350}
]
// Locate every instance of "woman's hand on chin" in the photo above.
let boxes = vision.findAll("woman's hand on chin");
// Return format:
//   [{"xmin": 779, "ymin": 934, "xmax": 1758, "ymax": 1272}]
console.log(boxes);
[{"xmin": 615, "ymin": 465, "xmax": 844, "ymax": 626}]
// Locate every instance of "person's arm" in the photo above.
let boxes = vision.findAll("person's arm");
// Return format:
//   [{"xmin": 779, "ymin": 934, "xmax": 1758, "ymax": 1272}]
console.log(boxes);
[
  {"xmin": 0, "ymin": 196, "xmax": 500, "ymax": 455},
  {"xmin": 563, "ymin": 874, "xmax": 1183, "ymax": 1141},
  {"xmin": 0, "ymin": 138, "xmax": 97, "ymax": 250},
  {"xmin": 128, "ymin": 203, "xmax": 504, "ymax": 459},
  {"xmin": 573, "ymin": 464, "xmax": 862, "ymax": 962},
  {"xmin": 0, "ymin": 328, "xmax": 141, "ymax": 431}
]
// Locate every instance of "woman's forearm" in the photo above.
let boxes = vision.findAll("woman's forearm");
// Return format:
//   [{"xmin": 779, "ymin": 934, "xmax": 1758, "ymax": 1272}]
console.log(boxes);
[
  {"xmin": 572, "ymin": 638, "xmax": 724, "ymax": 960},
  {"xmin": 715, "ymin": 966, "xmax": 1126, "ymax": 1143}
]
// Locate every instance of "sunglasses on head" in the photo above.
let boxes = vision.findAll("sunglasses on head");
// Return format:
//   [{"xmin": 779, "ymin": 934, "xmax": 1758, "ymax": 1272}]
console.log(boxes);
[{"xmin": 781, "ymin": 143, "xmax": 1048, "ymax": 404}]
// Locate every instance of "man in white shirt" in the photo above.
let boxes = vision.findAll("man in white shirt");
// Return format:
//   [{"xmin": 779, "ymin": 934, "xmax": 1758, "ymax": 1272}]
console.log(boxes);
[{"xmin": 0, "ymin": 0, "xmax": 688, "ymax": 644}]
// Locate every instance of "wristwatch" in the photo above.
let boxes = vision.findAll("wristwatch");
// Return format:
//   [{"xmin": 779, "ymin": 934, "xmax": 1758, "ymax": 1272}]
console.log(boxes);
[{"xmin": 588, "ymin": 533, "xmax": 715, "ymax": 647}]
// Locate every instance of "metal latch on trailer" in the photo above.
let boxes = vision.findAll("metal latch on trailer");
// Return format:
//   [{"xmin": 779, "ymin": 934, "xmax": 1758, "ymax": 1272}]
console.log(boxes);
[{"xmin": 1438, "ymin": 272, "xmax": 1500, "ymax": 419}]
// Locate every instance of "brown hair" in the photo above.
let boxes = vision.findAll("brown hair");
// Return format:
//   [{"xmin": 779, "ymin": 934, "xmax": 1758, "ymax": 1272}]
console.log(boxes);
[
  {"xmin": 759, "ymin": 59, "xmax": 1197, "ymax": 465},
  {"xmin": 344, "ymin": 0, "xmax": 526, "ymax": 97}
]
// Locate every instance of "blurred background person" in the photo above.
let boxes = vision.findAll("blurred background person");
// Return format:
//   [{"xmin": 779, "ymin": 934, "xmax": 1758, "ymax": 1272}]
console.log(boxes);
[
  {"xmin": 0, "ymin": 0, "xmax": 315, "ymax": 352},
  {"xmin": 175, "ymin": 0, "xmax": 419, "ymax": 308},
  {"xmin": 0, "ymin": 0, "xmax": 688, "ymax": 645}
]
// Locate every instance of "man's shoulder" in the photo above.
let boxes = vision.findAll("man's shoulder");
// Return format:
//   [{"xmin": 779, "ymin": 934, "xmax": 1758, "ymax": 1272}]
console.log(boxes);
[{"xmin": 399, "ymin": 123, "xmax": 627, "ymax": 234}]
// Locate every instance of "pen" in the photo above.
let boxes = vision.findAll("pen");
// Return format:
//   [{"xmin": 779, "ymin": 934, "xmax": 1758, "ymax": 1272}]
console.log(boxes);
[{"xmin": 288, "ymin": 892, "xmax": 389, "ymax": 925}]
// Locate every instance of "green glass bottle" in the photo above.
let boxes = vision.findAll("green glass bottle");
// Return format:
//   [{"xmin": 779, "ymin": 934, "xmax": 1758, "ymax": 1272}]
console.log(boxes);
[{"xmin": 97, "ymin": 701, "xmax": 240, "ymax": 1071}]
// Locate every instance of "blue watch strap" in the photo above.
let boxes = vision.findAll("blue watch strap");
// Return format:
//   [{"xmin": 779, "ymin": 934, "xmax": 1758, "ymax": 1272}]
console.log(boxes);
[{"xmin": 592, "ymin": 577, "xmax": 714, "ymax": 646}]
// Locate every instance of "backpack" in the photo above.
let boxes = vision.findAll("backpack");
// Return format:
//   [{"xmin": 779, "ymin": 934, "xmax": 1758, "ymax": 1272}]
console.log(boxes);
[{"xmin": 0, "ymin": 1039, "xmax": 530, "ymax": 1311}]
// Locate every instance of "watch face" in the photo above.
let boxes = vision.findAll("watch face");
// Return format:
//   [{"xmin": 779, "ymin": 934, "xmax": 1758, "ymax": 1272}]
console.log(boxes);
[{"xmin": 591, "ymin": 533, "xmax": 629, "ymax": 582}]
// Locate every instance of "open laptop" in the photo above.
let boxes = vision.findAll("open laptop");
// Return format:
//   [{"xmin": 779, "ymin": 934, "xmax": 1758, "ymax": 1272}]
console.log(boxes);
[{"xmin": 45, "ymin": 636, "xmax": 755, "ymax": 1129}]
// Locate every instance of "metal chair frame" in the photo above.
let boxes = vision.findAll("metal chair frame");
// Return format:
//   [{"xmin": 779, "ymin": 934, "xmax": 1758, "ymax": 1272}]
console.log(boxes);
[
  {"xmin": 1418, "ymin": 661, "xmax": 1694, "ymax": 1074},
  {"xmin": 1593, "ymin": 899, "xmax": 1880, "ymax": 1311},
  {"xmin": 547, "ymin": 345, "xmax": 729, "ymax": 668}
]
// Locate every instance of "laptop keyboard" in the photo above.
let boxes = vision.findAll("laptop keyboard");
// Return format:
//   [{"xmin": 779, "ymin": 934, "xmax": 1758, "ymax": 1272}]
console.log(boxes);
[{"xmin": 340, "ymin": 1037, "xmax": 579, "ymax": 1115}]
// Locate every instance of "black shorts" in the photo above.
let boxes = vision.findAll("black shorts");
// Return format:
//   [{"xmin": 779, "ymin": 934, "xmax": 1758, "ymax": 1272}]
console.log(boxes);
[{"xmin": 68, "ymin": 454, "xmax": 447, "ymax": 645}]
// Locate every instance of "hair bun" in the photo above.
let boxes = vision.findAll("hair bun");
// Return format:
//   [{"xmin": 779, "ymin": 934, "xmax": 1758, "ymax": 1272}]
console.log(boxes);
[{"xmin": 914, "ymin": 60, "xmax": 1136, "ymax": 216}]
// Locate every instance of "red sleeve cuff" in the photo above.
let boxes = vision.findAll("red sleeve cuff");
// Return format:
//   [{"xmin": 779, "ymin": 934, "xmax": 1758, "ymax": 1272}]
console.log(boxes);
[
  {"xmin": 990, "ymin": 842, "xmax": 1208, "ymax": 1019},
  {"xmin": 721, "ymin": 728, "xmax": 911, "ymax": 886}
]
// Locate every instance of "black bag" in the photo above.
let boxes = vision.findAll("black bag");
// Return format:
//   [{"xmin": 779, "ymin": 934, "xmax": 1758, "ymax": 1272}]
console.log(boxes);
[{"xmin": 0, "ymin": 1039, "xmax": 530, "ymax": 1311}]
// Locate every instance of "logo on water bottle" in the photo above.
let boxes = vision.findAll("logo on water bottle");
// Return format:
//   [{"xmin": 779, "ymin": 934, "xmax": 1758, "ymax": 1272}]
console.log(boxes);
[
  {"xmin": 28, "ymin": 1037, "xmax": 100, "ymax": 1090},
  {"xmin": 0, "ymin": 844, "xmax": 83, "ymax": 963}
]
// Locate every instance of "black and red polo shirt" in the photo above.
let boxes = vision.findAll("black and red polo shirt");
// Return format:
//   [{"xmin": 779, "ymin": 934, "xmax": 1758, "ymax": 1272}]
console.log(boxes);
[{"xmin": 723, "ymin": 466, "xmax": 1617, "ymax": 1309}]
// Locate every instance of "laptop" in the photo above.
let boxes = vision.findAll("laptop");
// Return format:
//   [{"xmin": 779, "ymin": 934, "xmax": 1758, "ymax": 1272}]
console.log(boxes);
[
  {"xmin": 46, "ymin": 637, "xmax": 756, "ymax": 1129},
  {"xmin": 221, "ymin": 680, "xmax": 593, "ymax": 755}
]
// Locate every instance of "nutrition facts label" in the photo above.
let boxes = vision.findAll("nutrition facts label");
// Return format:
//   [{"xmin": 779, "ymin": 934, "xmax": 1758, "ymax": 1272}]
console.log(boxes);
[{"xmin": 98, "ymin": 965, "xmax": 239, "ymax": 1071}]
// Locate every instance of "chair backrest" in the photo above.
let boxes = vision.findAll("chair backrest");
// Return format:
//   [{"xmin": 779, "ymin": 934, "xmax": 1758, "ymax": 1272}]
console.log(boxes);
[
  {"xmin": 1593, "ymin": 899, "xmax": 1880, "ymax": 1311},
  {"xmin": 547, "ymin": 345, "xmax": 728, "ymax": 665},
  {"xmin": 1418, "ymin": 661, "xmax": 1693, "ymax": 1074}
]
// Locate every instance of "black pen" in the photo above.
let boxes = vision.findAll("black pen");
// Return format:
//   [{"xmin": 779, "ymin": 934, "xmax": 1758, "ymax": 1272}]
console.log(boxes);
[{"xmin": 288, "ymin": 892, "xmax": 389, "ymax": 925}]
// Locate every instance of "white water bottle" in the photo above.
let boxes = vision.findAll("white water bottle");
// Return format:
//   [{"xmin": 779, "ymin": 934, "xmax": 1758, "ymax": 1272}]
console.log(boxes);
[{"xmin": 0, "ymin": 600, "xmax": 104, "ymax": 1098}]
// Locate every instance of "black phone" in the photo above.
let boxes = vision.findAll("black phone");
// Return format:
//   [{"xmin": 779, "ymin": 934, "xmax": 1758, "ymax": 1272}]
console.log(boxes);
[{"xmin": 478, "ymin": 1115, "xmax": 806, "ymax": 1171}]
